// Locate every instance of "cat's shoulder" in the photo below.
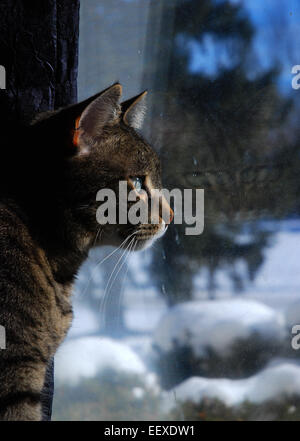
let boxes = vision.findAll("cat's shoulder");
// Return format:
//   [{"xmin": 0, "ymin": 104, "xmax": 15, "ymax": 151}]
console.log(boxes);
[{"xmin": 0, "ymin": 200, "xmax": 31, "ymax": 245}]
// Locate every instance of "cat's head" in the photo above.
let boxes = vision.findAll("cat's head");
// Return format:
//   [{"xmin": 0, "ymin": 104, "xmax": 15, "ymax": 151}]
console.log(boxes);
[{"xmin": 31, "ymin": 84, "xmax": 173, "ymax": 251}]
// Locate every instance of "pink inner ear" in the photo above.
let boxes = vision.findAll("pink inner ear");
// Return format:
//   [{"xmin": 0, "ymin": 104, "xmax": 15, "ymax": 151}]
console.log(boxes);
[{"xmin": 73, "ymin": 116, "xmax": 81, "ymax": 147}]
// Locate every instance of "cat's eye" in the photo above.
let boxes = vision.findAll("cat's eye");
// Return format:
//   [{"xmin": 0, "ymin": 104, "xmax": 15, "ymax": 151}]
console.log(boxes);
[{"xmin": 131, "ymin": 177, "xmax": 144, "ymax": 193}]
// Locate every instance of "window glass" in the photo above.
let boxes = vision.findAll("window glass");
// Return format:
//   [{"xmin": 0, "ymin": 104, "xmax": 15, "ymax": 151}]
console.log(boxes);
[{"xmin": 53, "ymin": 0, "xmax": 300, "ymax": 421}]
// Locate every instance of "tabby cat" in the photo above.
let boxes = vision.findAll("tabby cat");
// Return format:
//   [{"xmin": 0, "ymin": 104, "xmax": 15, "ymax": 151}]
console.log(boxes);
[{"xmin": 0, "ymin": 84, "xmax": 172, "ymax": 420}]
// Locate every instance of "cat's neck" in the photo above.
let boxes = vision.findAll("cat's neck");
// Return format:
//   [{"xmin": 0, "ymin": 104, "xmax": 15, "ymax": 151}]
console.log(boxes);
[
  {"xmin": 35, "ymin": 209, "xmax": 93, "ymax": 285},
  {"xmin": 3, "ymin": 196, "xmax": 92, "ymax": 285}
]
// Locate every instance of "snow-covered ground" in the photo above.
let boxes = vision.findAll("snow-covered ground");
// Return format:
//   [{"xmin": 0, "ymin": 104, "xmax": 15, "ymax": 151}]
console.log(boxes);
[
  {"xmin": 153, "ymin": 299, "xmax": 286, "ymax": 356},
  {"xmin": 54, "ymin": 220, "xmax": 300, "ymax": 413},
  {"xmin": 55, "ymin": 336, "xmax": 147, "ymax": 386},
  {"xmin": 54, "ymin": 333, "xmax": 300, "ymax": 411},
  {"xmin": 165, "ymin": 361, "xmax": 300, "ymax": 409}
]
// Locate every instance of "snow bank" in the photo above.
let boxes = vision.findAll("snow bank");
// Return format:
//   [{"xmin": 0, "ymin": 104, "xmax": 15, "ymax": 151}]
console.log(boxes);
[
  {"xmin": 154, "ymin": 299, "xmax": 285, "ymax": 356},
  {"xmin": 166, "ymin": 362, "xmax": 300, "ymax": 408},
  {"xmin": 55, "ymin": 336, "xmax": 146, "ymax": 386}
]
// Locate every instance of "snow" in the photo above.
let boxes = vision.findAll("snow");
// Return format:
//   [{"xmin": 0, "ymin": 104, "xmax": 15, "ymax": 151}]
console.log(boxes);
[
  {"xmin": 153, "ymin": 299, "xmax": 286, "ymax": 356},
  {"xmin": 166, "ymin": 362, "xmax": 300, "ymax": 408},
  {"xmin": 55, "ymin": 336, "xmax": 146, "ymax": 386},
  {"xmin": 55, "ymin": 222, "xmax": 300, "ymax": 415}
]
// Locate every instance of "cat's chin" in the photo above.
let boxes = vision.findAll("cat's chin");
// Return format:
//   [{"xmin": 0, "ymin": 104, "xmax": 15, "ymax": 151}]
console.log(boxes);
[
  {"xmin": 133, "ymin": 221, "xmax": 168, "ymax": 251},
  {"xmin": 100, "ymin": 221, "xmax": 168, "ymax": 251},
  {"xmin": 133, "ymin": 237, "xmax": 155, "ymax": 251}
]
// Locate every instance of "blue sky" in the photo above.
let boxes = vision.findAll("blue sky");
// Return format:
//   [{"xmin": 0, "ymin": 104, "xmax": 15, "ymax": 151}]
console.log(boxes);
[{"xmin": 189, "ymin": 0, "xmax": 300, "ymax": 95}]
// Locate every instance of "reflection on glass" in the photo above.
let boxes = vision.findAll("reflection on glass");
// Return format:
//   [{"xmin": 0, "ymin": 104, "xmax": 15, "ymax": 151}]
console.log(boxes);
[{"xmin": 53, "ymin": 0, "xmax": 300, "ymax": 421}]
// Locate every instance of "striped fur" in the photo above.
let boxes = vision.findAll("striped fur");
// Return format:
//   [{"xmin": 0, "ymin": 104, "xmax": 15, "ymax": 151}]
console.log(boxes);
[{"xmin": 0, "ymin": 84, "xmax": 170, "ymax": 420}]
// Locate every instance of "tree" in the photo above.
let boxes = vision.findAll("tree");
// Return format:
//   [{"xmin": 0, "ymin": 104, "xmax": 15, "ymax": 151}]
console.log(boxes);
[
  {"xmin": 0, "ymin": 0, "xmax": 80, "ymax": 420},
  {"xmin": 145, "ymin": 0, "xmax": 296, "ymax": 303}
]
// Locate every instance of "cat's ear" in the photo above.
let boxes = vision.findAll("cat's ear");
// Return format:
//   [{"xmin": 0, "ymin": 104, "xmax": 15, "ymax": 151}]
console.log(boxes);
[
  {"xmin": 72, "ymin": 83, "xmax": 122, "ymax": 150},
  {"xmin": 121, "ymin": 91, "xmax": 147, "ymax": 130},
  {"xmin": 31, "ymin": 84, "xmax": 122, "ymax": 157}
]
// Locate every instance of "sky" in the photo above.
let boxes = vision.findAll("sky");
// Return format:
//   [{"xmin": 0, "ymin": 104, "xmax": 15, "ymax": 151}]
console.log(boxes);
[{"xmin": 189, "ymin": 0, "xmax": 300, "ymax": 95}]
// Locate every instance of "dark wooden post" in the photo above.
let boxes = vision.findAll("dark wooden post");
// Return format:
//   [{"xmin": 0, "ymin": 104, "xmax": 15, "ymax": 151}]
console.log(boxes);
[{"xmin": 0, "ymin": 0, "xmax": 80, "ymax": 420}]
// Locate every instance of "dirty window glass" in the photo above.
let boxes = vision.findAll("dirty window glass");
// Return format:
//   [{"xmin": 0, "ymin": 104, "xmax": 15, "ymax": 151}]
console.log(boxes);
[{"xmin": 53, "ymin": 0, "xmax": 300, "ymax": 421}]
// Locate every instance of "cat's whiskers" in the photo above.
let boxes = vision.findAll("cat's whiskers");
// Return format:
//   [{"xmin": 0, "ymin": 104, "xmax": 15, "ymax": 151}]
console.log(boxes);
[
  {"xmin": 93, "ymin": 226, "xmax": 103, "ymax": 247},
  {"xmin": 115, "ymin": 238, "xmax": 137, "ymax": 329},
  {"xmin": 104, "ymin": 237, "xmax": 136, "ymax": 329},
  {"xmin": 109, "ymin": 238, "xmax": 136, "ymax": 298},
  {"xmin": 100, "ymin": 237, "xmax": 135, "ymax": 329},
  {"xmin": 79, "ymin": 231, "xmax": 137, "ymax": 300},
  {"xmin": 149, "ymin": 241, "xmax": 159, "ymax": 251},
  {"xmin": 76, "ymin": 204, "xmax": 91, "ymax": 211}
]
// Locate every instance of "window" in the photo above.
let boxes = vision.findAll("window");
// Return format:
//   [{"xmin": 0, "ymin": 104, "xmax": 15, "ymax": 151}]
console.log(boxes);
[{"xmin": 53, "ymin": 0, "xmax": 300, "ymax": 421}]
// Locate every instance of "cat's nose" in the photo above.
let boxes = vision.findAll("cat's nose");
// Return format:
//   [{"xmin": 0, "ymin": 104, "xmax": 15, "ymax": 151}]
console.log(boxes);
[{"xmin": 161, "ymin": 196, "xmax": 174, "ymax": 225}]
